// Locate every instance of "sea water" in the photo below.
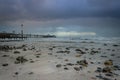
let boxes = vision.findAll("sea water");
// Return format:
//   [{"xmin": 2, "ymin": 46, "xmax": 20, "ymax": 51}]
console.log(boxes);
[{"xmin": 26, "ymin": 36, "xmax": 120, "ymax": 44}]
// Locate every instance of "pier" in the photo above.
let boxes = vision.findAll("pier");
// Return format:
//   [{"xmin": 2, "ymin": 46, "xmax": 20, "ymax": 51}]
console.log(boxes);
[
  {"xmin": 0, "ymin": 24, "xmax": 56, "ymax": 40},
  {"xmin": 0, "ymin": 33, "xmax": 56, "ymax": 40}
]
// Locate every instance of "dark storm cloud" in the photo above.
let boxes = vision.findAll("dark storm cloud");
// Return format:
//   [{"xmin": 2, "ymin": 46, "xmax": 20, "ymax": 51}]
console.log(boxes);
[{"xmin": 0, "ymin": 0, "xmax": 120, "ymax": 22}]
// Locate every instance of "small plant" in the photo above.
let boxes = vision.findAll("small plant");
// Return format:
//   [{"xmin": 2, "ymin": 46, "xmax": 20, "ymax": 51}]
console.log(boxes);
[
  {"xmin": 104, "ymin": 60, "xmax": 113, "ymax": 66},
  {"xmin": 15, "ymin": 56, "xmax": 28, "ymax": 64}
]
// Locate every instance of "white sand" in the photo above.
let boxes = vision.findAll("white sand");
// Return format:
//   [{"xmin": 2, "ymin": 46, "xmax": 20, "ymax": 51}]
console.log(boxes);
[{"xmin": 0, "ymin": 40, "xmax": 120, "ymax": 80}]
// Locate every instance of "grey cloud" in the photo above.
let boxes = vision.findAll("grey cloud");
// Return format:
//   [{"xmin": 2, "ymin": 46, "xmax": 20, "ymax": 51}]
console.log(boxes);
[{"xmin": 0, "ymin": 0, "xmax": 120, "ymax": 22}]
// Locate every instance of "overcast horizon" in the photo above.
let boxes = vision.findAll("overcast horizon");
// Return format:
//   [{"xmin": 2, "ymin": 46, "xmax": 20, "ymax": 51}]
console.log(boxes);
[{"xmin": 0, "ymin": 0, "xmax": 120, "ymax": 37}]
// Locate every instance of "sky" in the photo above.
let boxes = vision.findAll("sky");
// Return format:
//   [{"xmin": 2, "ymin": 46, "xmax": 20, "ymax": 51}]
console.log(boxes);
[{"xmin": 0, "ymin": 0, "xmax": 120, "ymax": 37}]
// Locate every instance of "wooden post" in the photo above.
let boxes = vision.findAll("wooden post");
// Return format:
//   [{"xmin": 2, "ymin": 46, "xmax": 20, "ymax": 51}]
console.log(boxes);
[{"xmin": 21, "ymin": 24, "xmax": 23, "ymax": 40}]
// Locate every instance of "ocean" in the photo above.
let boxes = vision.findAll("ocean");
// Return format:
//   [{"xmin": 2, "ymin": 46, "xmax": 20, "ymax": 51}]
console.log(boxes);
[{"xmin": 26, "ymin": 36, "xmax": 120, "ymax": 44}]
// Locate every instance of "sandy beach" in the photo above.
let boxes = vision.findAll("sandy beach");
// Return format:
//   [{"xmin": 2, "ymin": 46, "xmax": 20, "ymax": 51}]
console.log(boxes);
[{"xmin": 0, "ymin": 39, "xmax": 120, "ymax": 80}]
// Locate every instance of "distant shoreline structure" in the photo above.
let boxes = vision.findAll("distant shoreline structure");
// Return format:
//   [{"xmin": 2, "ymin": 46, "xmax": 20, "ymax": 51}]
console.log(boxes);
[
  {"xmin": 0, "ymin": 32, "xmax": 56, "ymax": 40},
  {"xmin": 0, "ymin": 24, "xmax": 56, "ymax": 40}
]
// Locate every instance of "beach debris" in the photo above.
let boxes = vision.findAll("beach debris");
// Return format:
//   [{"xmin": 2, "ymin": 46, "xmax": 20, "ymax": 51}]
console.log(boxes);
[
  {"xmin": 74, "ymin": 67, "xmax": 80, "ymax": 71},
  {"xmin": 66, "ymin": 63, "xmax": 74, "ymax": 66},
  {"xmin": 111, "ymin": 54, "xmax": 115, "ymax": 56},
  {"xmin": 63, "ymin": 65, "xmax": 67, "ymax": 67},
  {"xmin": 90, "ymin": 62, "xmax": 94, "ymax": 64},
  {"xmin": 66, "ymin": 47, "xmax": 70, "ymax": 50},
  {"xmin": 57, "ymin": 57, "xmax": 63, "ymax": 59},
  {"xmin": 95, "ymin": 67, "xmax": 102, "ymax": 73},
  {"xmin": 88, "ymin": 71, "xmax": 91, "ymax": 73},
  {"xmin": 81, "ymin": 41, "xmax": 87, "ymax": 43},
  {"xmin": 48, "ymin": 53, "xmax": 52, "ymax": 55},
  {"xmin": 96, "ymin": 74, "xmax": 103, "ymax": 79},
  {"xmin": 117, "ymin": 56, "xmax": 120, "ymax": 58},
  {"xmin": 14, "ymin": 51, "xmax": 20, "ymax": 54},
  {"xmin": 36, "ymin": 53, "xmax": 41, "ymax": 55},
  {"xmin": 90, "ymin": 41, "xmax": 95, "ymax": 43},
  {"xmin": 56, "ymin": 50, "xmax": 70, "ymax": 54},
  {"xmin": 14, "ymin": 72, "xmax": 19, "ymax": 75},
  {"xmin": 2, "ymin": 63, "xmax": 8, "ymax": 67},
  {"xmin": 104, "ymin": 60, "xmax": 113, "ymax": 66},
  {"xmin": 29, "ymin": 46, "xmax": 35, "ymax": 50},
  {"xmin": 49, "ymin": 48, "xmax": 53, "ymax": 50},
  {"xmin": 52, "ymin": 46, "xmax": 56, "ymax": 48},
  {"xmin": 85, "ymin": 48, "xmax": 89, "ymax": 51},
  {"xmin": 76, "ymin": 60, "xmax": 88, "ymax": 67},
  {"xmin": 15, "ymin": 56, "xmax": 28, "ymax": 64},
  {"xmin": 75, "ymin": 49, "xmax": 85, "ymax": 54},
  {"xmin": 36, "ymin": 50, "xmax": 40, "ymax": 52},
  {"xmin": 102, "ymin": 77, "xmax": 112, "ymax": 80},
  {"xmin": 90, "ymin": 77, "xmax": 97, "ymax": 80},
  {"xmin": 15, "ymin": 44, "xmax": 27, "ymax": 49},
  {"xmin": 75, "ymin": 54, "xmax": 81, "ymax": 57},
  {"xmin": 36, "ymin": 55, "xmax": 40, "ymax": 58},
  {"xmin": 102, "ymin": 67, "xmax": 112, "ymax": 73},
  {"xmin": 107, "ymin": 49, "xmax": 111, "ymax": 51},
  {"xmin": 90, "ymin": 50, "xmax": 99, "ymax": 55},
  {"xmin": 96, "ymin": 74, "xmax": 112, "ymax": 80},
  {"xmin": 2, "ymin": 55, "xmax": 9, "ymax": 57},
  {"xmin": 30, "ymin": 61, "xmax": 34, "ymax": 63},
  {"xmin": 35, "ymin": 53, "xmax": 41, "ymax": 58},
  {"xmin": 98, "ymin": 62, "xmax": 101, "ymax": 64},
  {"xmin": 105, "ymin": 73, "xmax": 113, "ymax": 77},
  {"xmin": 104, "ymin": 44, "xmax": 107, "ymax": 46},
  {"xmin": 89, "ymin": 58, "xmax": 92, "ymax": 60},
  {"xmin": 101, "ymin": 56, "xmax": 107, "ymax": 58},
  {"xmin": 64, "ymin": 67, "xmax": 69, "ymax": 70},
  {"xmin": 56, "ymin": 64, "xmax": 62, "ymax": 68},
  {"xmin": 95, "ymin": 66, "xmax": 117, "ymax": 76},
  {"xmin": 0, "ymin": 45, "xmax": 13, "ymax": 51},
  {"xmin": 64, "ymin": 59, "xmax": 69, "ymax": 61},
  {"xmin": 98, "ymin": 48, "xmax": 101, "ymax": 50},
  {"xmin": 80, "ymin": 66, "xmax": 83, "ymax": 70},
  {"xmin": 113, "ymin": 44, "xmax": 119, "ymax": 47},
  {"xmin": 113, "ymin": 73, "xmax": 119, "ymax": 76},
  {"xmin": 28, "ymin": 72, "xmax": 34, "ymax": 75},
  {"xmin": 22, "ymin": 44, "xmax": 27, "ymax": 48},
  {"xmin": 23, "ymin": 48, "xmax": 27, "ymax": 51},
  {"xmin": 113, "ymin": 65, "xmax": 120, "ymax": 70},
  {"xmin": 112, "ymin": 49, "xmax": 115, "ymax": 51}
]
